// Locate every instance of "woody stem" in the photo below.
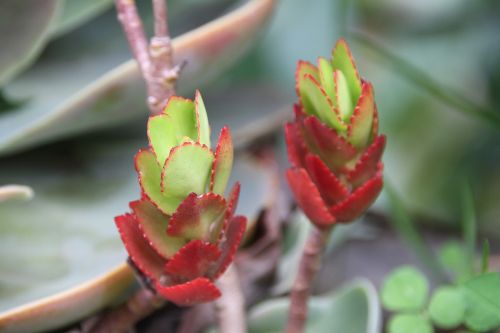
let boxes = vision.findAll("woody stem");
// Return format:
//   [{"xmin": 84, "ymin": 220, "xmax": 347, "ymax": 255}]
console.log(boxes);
[
  {"xmin": 284, "ymin": 226, "xmax": 332, "ymax": 333},
  {"xmin": 214, "ymin": 265, "xmax": 247, "ymax": 333}
]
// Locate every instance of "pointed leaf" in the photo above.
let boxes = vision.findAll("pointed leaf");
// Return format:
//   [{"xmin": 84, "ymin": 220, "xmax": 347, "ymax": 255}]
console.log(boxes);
[
  {"xmin": 305, "ymin": 154, "xmax": 349, "ymax": 205},
  {"xmin": 156, "ymin": 277, "xmax": 221, "ymax": 306},
  {"xmin": 300, "ymin": 75, "xmax": 347, "ymax": 132},
  {"xmin": 135, "ymin": 149, "xmax": 177, "ymax": 215},
  {"xmin": 317, "ymin": 57, "xmax": 336, "ymax": 104},
  {"xmin": 210, "ymin": 126, "xmax": 233, "ymax": 195},
  {"xmin": 348, "ymin": 82, "xmax": 376, "ymax": 149},
  {"xmin": 334, "ymin": 69, "xmax": 353, "ymax": 121},
  {"xmin": 162, "ymin": 96, "xmax": 197, "ymax": 140},
  {"xmin": 114, "ymin": 214, "xmax": 165, "ymax": 281},
  {"xmin": 330, "ymin": 173, "xmax": 383, "ymax": 222},
  {"xmin": 161, "ymin": 142, "xmax": 214, "ymax": 213},
  {"xmin": 130, "ymin": 200, "xmax": 185, "ymax": 259},
  {"xmin": 165, "ymin": 240, "xmax": 220, "ymax": 280},
  {"xmin": 286, "ymin": 168, "xmax": 335, "ymax": 227},
  {"xmin": 285, "ymin": 122, "xmax": 307, "ymax": 169},
  {"xmin": 331, "ymin": 39, "xmax": 362, "ymax": 104},
  {"xmin": 348, "ymin": 135, "xmax": 386, "ymax": 188},
  {"xmin": 209, "ymin": 215, "xmax": 247, "ymax": 279},
  {"xmin": 212, "ymin": 182, "xmax": 241, "ymax": 242},
  {"xmin": 296, "ymin": 60, "xmax": 320, "ymax": 113},
  {"xmin": 195, "ymin": 90, "xmax": 211, "ymax": 148},
  {"xmin": 301, "ymin": 115, "xmax": 357, "ymax": 170},
  {"xmin": 167, "ymin": 192, "xmax": 226, "ymax": 240}
]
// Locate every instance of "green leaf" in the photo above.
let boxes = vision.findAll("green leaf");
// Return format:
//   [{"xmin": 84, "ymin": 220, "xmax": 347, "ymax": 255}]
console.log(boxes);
[
  {"xmin": 317, "ymin": 57, "xmax": 336, "ymax": 105},
  {"xmin": 331, "ymin": 39, "xmax": 362, "ymax": 106},
  {"xmin": 429, "ymin": 286, "xmax": 465, "ymax": 329},
  {"xmin": 0, "ymin": 1, "xmax": 59, "ymax": 86},
  {"xmin": 439, "ymin": 241, "xmax": 470, "ymax": 282},
  {"xmin": 381, "ymin": 266, "xmax": 429, "ymax": 311},
  {"xmin": 161, "ymin": 143, "xmax": 214, "ymax": 212},
  {"xmin": 247, "ymin": 280, "xmax": 381, "ymax": 333},
  {"xmin": 334, "ymin": 69, "xmax": 353, "ymax": 121},
  {"xmin": 195, "ymin": 90, "xmax": 211, "ymax": 148},
  {"xmin": 346, "ymin": 82, "xmax": 374, "ymax": 149},
  {"xmin": 461, "ymin": 182, "xmax": 477, "ymax": 276},
  {"xmin": 481, "ymin": 240, "xmax": 490, "ymax": 274},
  {"xmin": 210, "ymin": 127, "xmax": 233, "ymax": 195},
  {"xmin": 462, "ymin": 273, "xmax": 500, "ymax": 332},
  {"xmin": 388, "ymin": 314, "xmax": 434, "ymax": 333}
]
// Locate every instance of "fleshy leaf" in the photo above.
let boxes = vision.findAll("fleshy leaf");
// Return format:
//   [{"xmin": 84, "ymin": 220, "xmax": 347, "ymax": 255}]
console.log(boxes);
[
  {"xmin": 317, "ymin": 57, "xmax": 336, "ymax": 104},
  {"xmin": 195, "ymin": 90, "xmax": 211, "ymax": 148},
  {"xmin": 162, "ymin": 96, "xmax": 198, "ymax": 140},
  {"xmin": 164, "ymin": 240, "xmax": 220, "ymax": 280},
  {"xmin": 330, "ymin": 173, "xmax": 383, "ymax": 222},
  {"xmin": 300, "ymin": 74, "xmax": 347, "ymax": 132},
  {"xmin": 348, "ymin": 135, "xmax": 386, "ymax": 188},
  {"xmin": 209, "ymin": 215, "xmax": 247, "ymax": 279},
  {"xmin": 296, "ymin": 60, "xmax": 320, "ymax": 113},
  {"xmin": 130, "ymin": 200, "xmax": 185, "ymax": 259},
  {"xmin": 334, "ymin": 69, "xmax": 353, "ymax": 121},
  {"xmin": 305, "ymin": 154, "xmax": 349, "ymax": 205},
  {"xmin": 286, "ymin": 168, "xmax": 335, "ymax": 226},
  {"xmin": 331, "ymin": 39, "xmax": 362, "ymax": 104},
  {"xmin": 347, "ymin": 82, "xmax": 376, "ymax": 149},
  {"xmin": 156, "ymin": 277, "xmax": 221, "ymax": 306},
  {"xmin": 284, "ymin": 121, "xmax": 308, "ymax": 169},
  {"xmin": 161, "ymin": 142, "xmax": 214, "ymax": 213},
  {"xmin": 212, "ymin": 182, "xmax": 241, "ymax": 242},
  {"xmin": 167, "ymin": 192, "xmax": 226, "ymax": 240},
  {"xmin": 147, "ymin": 115, "xmax": 178, "ymax": 167},
  {"xmin": 115, "ymin": 214, "xmax": 165, "ymax": 281},
  {"xmin": 135, "ymin": 149, "xmax": 177, "ymax": 215},
  {"xmin": 210, "ymin": 126, "xmax": 233, "ymax": 195},
  {"xmin": 301, "ymin": 115, "xmax": 357, "ymax": 170}
]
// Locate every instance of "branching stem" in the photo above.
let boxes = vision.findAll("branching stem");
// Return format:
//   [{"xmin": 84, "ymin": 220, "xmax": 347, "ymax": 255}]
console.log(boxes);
[{"xmin": 214, "ymin": 265, "xmax": 247, "ymax": 333}]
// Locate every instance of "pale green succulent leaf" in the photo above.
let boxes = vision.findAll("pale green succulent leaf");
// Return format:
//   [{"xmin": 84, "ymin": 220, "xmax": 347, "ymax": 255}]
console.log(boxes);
[
  {"xmin": 163, "ymin": 97, "xmax": 198, "ymax": 142},
  {"xmin": 331, "ymin": 39, "xmax": 362, "ymax": 105},
  {"xmin": 195, "ymin": 90, "xmax": 211, "ymax": 148},
  {"xmin": 147, "ymin": 115, "xmax": 178, "ymax": 167},
  {"xmin": 334, "ymin": 69, "xmax": 353, "ymax": 121},
  {"xmin": 347, "ymin": 83, "xmax": 375, "ymax": 149},
  {"xmin": 317, "ymin": 57, "xmax": 336, "ymax": 106}
]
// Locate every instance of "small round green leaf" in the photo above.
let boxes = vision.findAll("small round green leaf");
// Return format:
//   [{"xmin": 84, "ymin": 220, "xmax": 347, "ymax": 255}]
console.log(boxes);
[
  {"xmin": 381, "ymin": 266, "xmax": 429, "ymax": 311},
  {"xmin": 388, "ymin": 314, "xmax": 434, "ymax": 333},
  {"xmin": 462, "ymin": 273, "xmax": 500, "ymax": 332},
  {"xmin": 429, "ymin": 286, "xmax": 465, "ymax": 329}
]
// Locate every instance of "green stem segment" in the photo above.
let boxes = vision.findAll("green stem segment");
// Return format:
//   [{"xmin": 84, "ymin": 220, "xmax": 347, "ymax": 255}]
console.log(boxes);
[{"xmin": 285, "ymin": 226, "xmax": 332, "ymax": 333}]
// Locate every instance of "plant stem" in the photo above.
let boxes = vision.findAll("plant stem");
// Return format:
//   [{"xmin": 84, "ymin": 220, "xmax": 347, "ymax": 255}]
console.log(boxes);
[
  {"xmin": 285, "ymin": 226, "xmax": 332, "ymax": 333},
  {"xmin": 214, "ymin": 265, "xmax": 247, "ymax": 333},
  {"xmin": 114, "ymin": 0, "xmax": 180, "ymax": 114},
  {"xmin": 89, "ymin": 288, "xmax": 165, "ymax": 333}
]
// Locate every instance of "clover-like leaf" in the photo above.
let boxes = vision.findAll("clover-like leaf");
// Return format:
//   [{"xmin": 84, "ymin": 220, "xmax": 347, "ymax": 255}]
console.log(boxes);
[
  {"xmin": 462, "ymin": 273, "xmax": 500, "ymax": 332},
  {"xmin": 381, "ymin": 266, "xmax": 429, "ymax": 312},
  {"xmin": 388, "ymin": 314, "xmax": 433, "ymax": 333},
  {"xmin": 429, "ymin": 286, "xmax": 465, "ymax": 329}
]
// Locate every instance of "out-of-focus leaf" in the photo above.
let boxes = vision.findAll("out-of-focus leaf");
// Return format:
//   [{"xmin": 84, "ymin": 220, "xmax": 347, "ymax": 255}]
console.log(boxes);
[
  {"xmin": 439, "ymin": 241, "xmax": 470, "ymax": 282},
  {"xmin": 247, "ymin": 280, "xmax": 380, "ymax": 333},
  {"xmin": 388, "ymin": 314, "xmax": 433, "ymax": 333},
  {"xmin": 381, "ymin": 266, "xmax": 428, "ymax": 312},
  {"xmin": 0, "ymin": 0, "xmax": 276, "ymax": 156},
  {"xmin": 461, "ymin": 273, "xmax": 500, "ymax": 332},
  {"xmin": 481, "ymin": 240, "xmax": 490, "ymax": 274},
  {"xmin": 429, "ymin": 286, "xmax": 465, "ymax": 329},
  {"xmin": 51, "ymin": 0, "xmax": 114, "ymax": 37},
  {"xmin": 0, "ymin": 1, "xmax": 60, "ymax": 86},
  {"xmin": 461, "ymin": 182, "xmax": 477, "ymax": 275}
]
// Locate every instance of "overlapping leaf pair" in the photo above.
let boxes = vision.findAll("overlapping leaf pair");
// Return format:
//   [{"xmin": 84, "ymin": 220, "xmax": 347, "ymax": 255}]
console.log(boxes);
[
  {"xmin": 115, "ymin": 91, "xmax": 246, "ymax": 306},
  {"xmin": 286, "ymin": 39, "xmax": 386, "ymax": 227}
]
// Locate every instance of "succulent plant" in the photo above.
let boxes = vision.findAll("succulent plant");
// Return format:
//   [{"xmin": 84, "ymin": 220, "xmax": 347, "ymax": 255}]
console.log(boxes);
[
  {"xmin": 115, "ymin": 91, "xmax": 247, "ymax": 306},
  {"xmin": 285, "ymin": 39, "xmax": 386, "ymax": 227}
]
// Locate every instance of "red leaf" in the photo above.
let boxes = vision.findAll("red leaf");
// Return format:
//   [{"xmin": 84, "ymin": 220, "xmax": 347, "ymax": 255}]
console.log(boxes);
[
  {"xmin": 348, "ymin": 135, "xmax": 386, "ymax": 188},
  {"xmin": 347, "ymin": 82, "xmax": 376, "ymax": 149},
  {"xmin": 209, "ymin": 215, "xmax": 247, "ymax": 279},
  {"xmin": 330, "ymin": 172, "xmax": 383, "ymax": 222},
  {"xmin": 210, "ymin": 126, "xmax": 234, "ymax": 195},
  {"xmin": 165, "ymin": 240, "xmax": 220, "ymax": 280},
  {"xmin": 156, "ymin": 277, "xmax": 221, "ymax": 306},
  {"xmin": 115, "ymin": 214, "xmax": 166, "ymax": 281},
  {"xmin": 286, "ymin": 168, "xmax": 335, "ymax": 227},
  {"xmin": 167, "ymin": 192, "xmax": 226, "ymax": 240},
  {"xmin": 285, "ymin": 122, "xmax": 308, "ymax": 168},
  {"xmin": 305, "ymin": 154, "xmax": 349, "ymax": 205},
  {"xmin": 212, "ymin": 182, "xmax": 241, "ymax": 243},
  {"xmin": 300, "ymin": 115, "xmax": 357, "ymax": 170}
]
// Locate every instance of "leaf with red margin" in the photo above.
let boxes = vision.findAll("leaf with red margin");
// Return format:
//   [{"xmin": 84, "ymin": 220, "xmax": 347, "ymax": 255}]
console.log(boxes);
[
  {"xmin": 165, "ymin": 240, "xmax": 220, "ymax": 280},
  {"xmin": 167, "ymin": 192, "xmax": 226, "ymax": 240},
  {"xmin": 330, "ymin": 172, "xmax": 383, "ymax": 223},
  {"xmin": 300, "ymin": 74, "xmax": 346, "ymax": 132},
  {"xmin": 155, "ymin": 277, "xmax": 221, "ymax": 306},
  {"xmin": 296, "ymin": 60, "xmax": 320, "ymax": 111},
  {"xmin": 286, "ymin": 168, "xmax": 335, "ymax": 227},
  {"xmin": 285, "ymin": 122, "xmax": 308, "ymax": 168},
  {"xmin": 115, "ymin": 214, "xmax": 166, "ymax": 281},
  {"xmin": 195, "ymin": 90, "xmax": 211, "ymax": 147},
  {"xmin": 211, "ymin": 182, "xmax": 241, "ymax": 242},
  {"xmin": 209, "ymin": 215, "xmax": 247, "ymax": 279},
  {"xmin": 347, "ymin": 82, "xmax": 376, "ymax": 149},
  {"xmin": 135, "ymin": 149, "xmax": 175, "ymax": 216},
  {"xmin": 370, "ymin": 105, "xmax": 379, "ymax": 142},
  {"xmin": 161, "ymin": 142, "xmax": 214, "ymax": 213},
  {"xmin": 130, "ymin": 200, "xmax": 185, "ymax": 259},
  {"xmin": 210, "ymin": 126, "xmax": 233, "ymax": 195},
  {"xmin": 331, "ymin": 38, "xmax": 362, "ymax": 104},
  {"xmin": 317, "ymin": 57, "xmax": 336, "ymax": 104},
  {"xmin": 301, "ymin": 115, "xmax": 357, "ymax": 170},
  {"xmin": 348, "ymin": 135, "xmax": 386, "ymax": 188},
  {"xmin": 305, "ymin": 154, "xmax": 349, "ymax": 206}
]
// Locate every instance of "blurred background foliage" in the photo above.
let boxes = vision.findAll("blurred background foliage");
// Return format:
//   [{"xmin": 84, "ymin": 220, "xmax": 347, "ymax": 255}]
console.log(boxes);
[{"xmin": 0, "ymin": 0, "xmax": 500, "ymax": 327}]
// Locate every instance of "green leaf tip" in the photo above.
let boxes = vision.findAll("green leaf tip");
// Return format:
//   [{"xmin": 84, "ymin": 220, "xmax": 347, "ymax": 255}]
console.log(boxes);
[{"xmin": 331, "ymin": 38, "xmax": 362, "ymax": 105}]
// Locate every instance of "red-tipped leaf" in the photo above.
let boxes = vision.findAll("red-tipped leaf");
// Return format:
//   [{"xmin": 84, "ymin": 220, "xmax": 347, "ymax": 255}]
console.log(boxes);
[
  {"xmin": 210, "ymin": 126, "xmax": 233, "ymax": 195},
  {"xmin": 347, "ymin": 82, "xmax": 376, "ymax": 149},
  {"xmin": 285, "ymin": 122, "xmax": 308, "ymax": 168},
  {"xmin": 164, "ymin": 240, "xmax": 220, "ymax": 280},
  {"xmin": 348, "ymin": 135, "xmax": 386, "ymax": 188},
  {"xmin": 156, "ymin": 277, "xmax": 221, "ymax": 306},
  {"xmin": 305, "ymin": 154, "xmax": 349, "ymax": 205}
]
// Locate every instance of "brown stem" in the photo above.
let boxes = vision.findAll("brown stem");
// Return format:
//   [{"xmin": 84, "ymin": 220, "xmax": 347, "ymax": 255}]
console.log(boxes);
[
  {"xmin": 214, "ymin": 265, "xmax": 247, "ymax": 333},
  {"xmin": 284, "ymin": 226, "xmax": 332, "ymax": 333},
  {"xmin": 88, "ymin": 288, "xmax": 165, "ymax": 333}
]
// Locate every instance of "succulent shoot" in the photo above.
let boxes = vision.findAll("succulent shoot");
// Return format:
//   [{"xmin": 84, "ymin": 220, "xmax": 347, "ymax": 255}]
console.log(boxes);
[
  {"xmin": 286, "ymin": 39, "xmax": 386, "ymax": 227},
  {"xmin": 115, "ymin": 91, "xmax": 246, "ymax": 306}
]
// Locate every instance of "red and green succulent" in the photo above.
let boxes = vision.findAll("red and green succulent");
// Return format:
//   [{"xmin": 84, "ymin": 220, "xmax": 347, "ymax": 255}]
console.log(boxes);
[
  {"xmin": 285, "ymin": 39, "xmax": 386, "ymax": 227},
  {"xmin": 115, "ymin": 91, "xmax": 246, "ymax": 306}
]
